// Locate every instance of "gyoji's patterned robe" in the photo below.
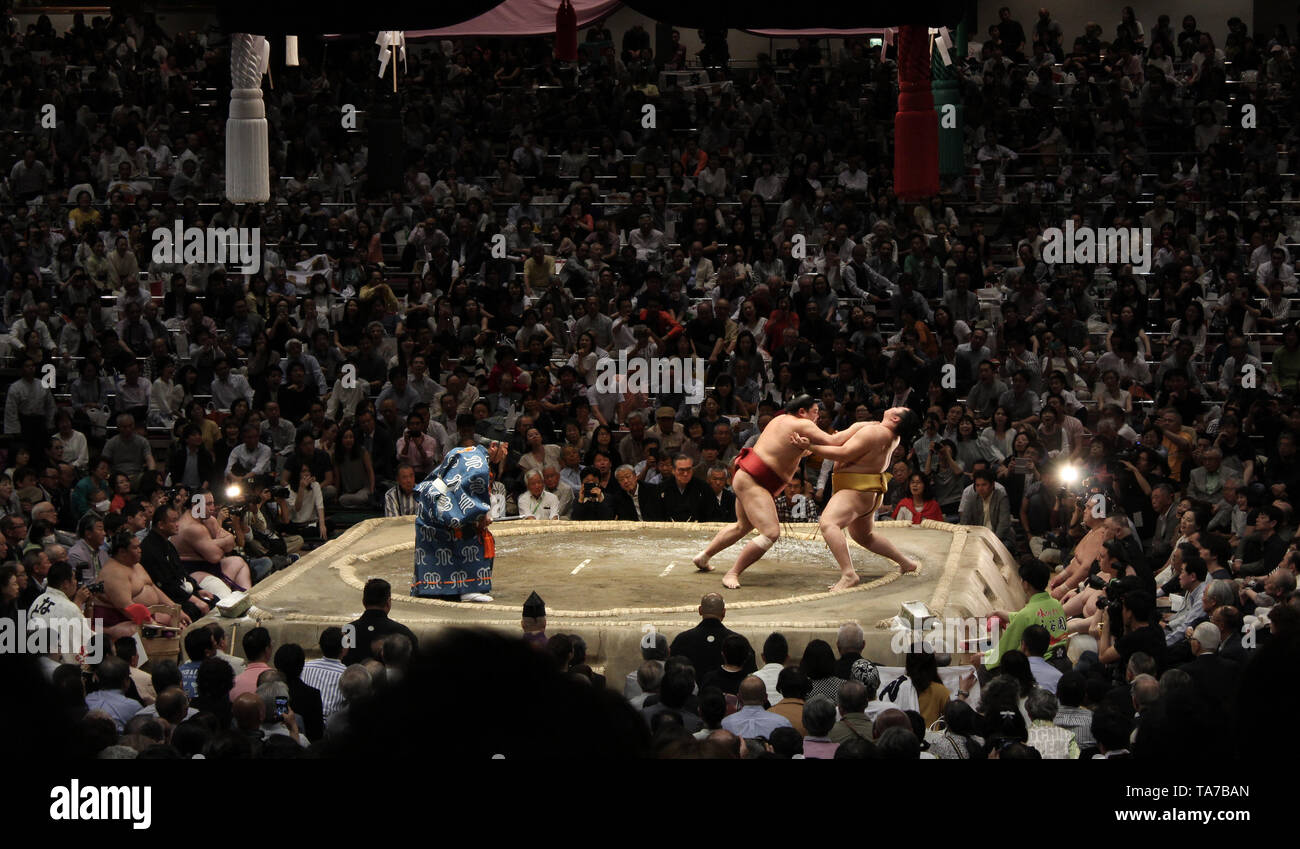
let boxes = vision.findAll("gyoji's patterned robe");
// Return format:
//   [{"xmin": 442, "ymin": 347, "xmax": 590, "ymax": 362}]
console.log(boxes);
[{"xmin": 412, "ymin": 445, "xmax": 496, "ymax": 598}]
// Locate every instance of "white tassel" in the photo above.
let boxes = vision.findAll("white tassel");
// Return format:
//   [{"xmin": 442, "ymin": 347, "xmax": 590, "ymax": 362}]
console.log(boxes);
[
  {"xmin": 286, "ymin": 35, "xmax": 299, "ymax": 67},
  {"xmin": 931, "ymin": 26, "xmax": 953, "ymax": 66},
  {"xmin": 226, "ymin": 33, "xmax": 270, "ymax": 203},
  {"xmin": 376, "ymin": 30, "xmax": 406, "ymax": 79}
]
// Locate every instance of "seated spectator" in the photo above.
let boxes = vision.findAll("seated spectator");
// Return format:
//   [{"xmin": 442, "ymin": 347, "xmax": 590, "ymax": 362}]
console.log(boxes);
[
  {"xmin": 342, "ymin": 579, "xmax": 419, "ymax": 665},
  {"xmin": 721, "ymin": 676, "xmax": 792, "ymax": 738},
  {"xmin": 84, "ymin": 656, "xmax": 141, "ymax": 733},
  {"xmin": 383, "ymin": 465, "xmax": 419, "ymax": 518},
  {"xmin": 641, "ymin": 662, "xmax": 703, "ymax": 733},
  {"xmin": 828, "ymin": 680, "xmax": 874, "ymax": 745},
  {"xmin": 232, "ymin": 626, "xmax": 275, "ymax": 700},
  {"xmin": 274, "ymin": 643, "xmax": 324, "ymax": 742},
  {"xmin": 301, "ymin": 626, "xmax": 348, "ymax": 719},
  {"xmin": 700, "ymin": 633, "xmax": 752, "ymax": 695},
  {"xmin": 800, "ymin": 696, "xmax": 840, "ymax": 759},
  {"xmin": 1025, "ymin": 686, "xmax": 1080, "ymax": 759},
  {"xmin": 768, "ymin": 668, "xmax": 811, "ymax": 735},
  {"xmin": 799, "ymin": 639, "xmax": 848, "ymax": 702}
]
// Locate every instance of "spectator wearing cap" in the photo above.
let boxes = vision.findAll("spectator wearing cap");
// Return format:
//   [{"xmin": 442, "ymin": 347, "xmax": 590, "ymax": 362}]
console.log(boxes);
[
  {"xmin": 646, "ymin": 407, "xmax": 686, "ymax": 455},
  {"xmin": 624, "ymin": 630, "xmax": 668, "ymax": 701}
]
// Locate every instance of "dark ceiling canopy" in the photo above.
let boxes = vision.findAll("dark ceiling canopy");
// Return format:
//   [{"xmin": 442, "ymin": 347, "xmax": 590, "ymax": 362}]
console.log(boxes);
[{"xmin": 216, "ymin": 0, "xmax": 964, "ymax": 36}]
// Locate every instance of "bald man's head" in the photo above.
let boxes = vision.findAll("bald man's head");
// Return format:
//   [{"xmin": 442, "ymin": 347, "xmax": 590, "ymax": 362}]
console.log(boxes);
[
  {"xmin": 738, "ymin": 675, "xmax": 768, "ymax": 706},
  {"xmin": 703, "ymin": 728, "xmax": 742, "ymax": 759},
  {"xmin": 232, "ymin": 692, "xmax": 264, "ymax": 732},
  {"xmin": 699, "ymin": 593, "xmax": 725, "ymax": 619}
]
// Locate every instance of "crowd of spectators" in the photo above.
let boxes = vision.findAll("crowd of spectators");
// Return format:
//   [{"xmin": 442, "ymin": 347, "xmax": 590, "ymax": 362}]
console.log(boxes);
[{"xmin": 2, "ymin": 4, "xmax": 1300, "ymax": 758}]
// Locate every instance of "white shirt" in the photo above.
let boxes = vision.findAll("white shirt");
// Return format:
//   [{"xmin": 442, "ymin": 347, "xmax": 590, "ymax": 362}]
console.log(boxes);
[
  {"xmin": 754, "ymin": 662, "xmax": 784, "ymax": 706},
  {"xmin": 27, "ymin": 587, "xmax": 95, "ymax": 664},
  {"xmin": 288, "ymin": 480, "xmax": 324, "ymax": 524},
  {"xmin": 210, "ymin": 373, "xmax": 254, "ymax": 409},
  {"xmin": 518, "ymin": 489, "xmax": 560, "ymax": 519}
]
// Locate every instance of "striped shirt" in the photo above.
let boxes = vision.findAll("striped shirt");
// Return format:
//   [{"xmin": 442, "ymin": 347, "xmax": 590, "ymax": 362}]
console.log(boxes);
[
  {"xmin": 300, "ymin": 657, "xmax": 346, "ymax": 717},
  {"xmin": 384, "ymin": 485, "xmax": 419, "ymax": 517}
]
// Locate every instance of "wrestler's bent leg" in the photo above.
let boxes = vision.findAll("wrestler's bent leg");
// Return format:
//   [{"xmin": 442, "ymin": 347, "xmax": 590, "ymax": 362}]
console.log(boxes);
[
  {"xmin": 819, "ymin": 490, "xmax": 870, "ymax": 590},
  {"xmin": 695, "ymin": 477, "xmax": 754, "ymax": 572},
  {"xmin": 722, "ymin": 478, "xmax": 781, "ymax": 589},
  {"xmin": 846, "ymin": 505, "xmax": 920, "ymax": 577}
]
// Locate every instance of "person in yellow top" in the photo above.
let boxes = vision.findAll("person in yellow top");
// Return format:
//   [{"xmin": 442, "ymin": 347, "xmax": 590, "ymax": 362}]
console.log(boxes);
[
  {"xmin": 522, "ymin": 243, "xmax": 555, "ymax": 293},
  {"xmin": 1157, "ymin": 408, "xmax": 1197, "ymax": 484},
  {"xmin": 67, "ymin": 191, "xmax": 102, "ymax": 233},
  {"xmin": 359, "ymin": 268, "xmax": 400, "ymax": 315}
]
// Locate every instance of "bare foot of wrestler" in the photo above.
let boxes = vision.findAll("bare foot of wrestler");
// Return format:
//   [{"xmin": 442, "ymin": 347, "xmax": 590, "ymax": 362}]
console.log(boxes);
[
  {"xmin": 794, "ymin": 407, "xmax": 922, "ymax": 584},
  {"xmin": 695, "ymin": 396, "xmax": 858, "ymax": 590}
]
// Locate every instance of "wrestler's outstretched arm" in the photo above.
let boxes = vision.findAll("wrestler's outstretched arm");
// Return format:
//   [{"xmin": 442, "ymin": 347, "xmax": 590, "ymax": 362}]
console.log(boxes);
[
  {"xmin": 793, "ymin": 419, "xmax": 866, "ymax": 447},
  {"xmin": 791, "ymin": 427, "xmax": 873, "ymax": 462}
]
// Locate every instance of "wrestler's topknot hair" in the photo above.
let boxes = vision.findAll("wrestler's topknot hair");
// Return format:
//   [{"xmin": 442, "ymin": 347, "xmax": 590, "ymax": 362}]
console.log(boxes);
[
  {"xmin": 896, "ymin": 409, "xmax": 922, "ymax": 444},
  {"xmin": 785, "ymin": 394, "xmax": 818, "ymax": 415}
]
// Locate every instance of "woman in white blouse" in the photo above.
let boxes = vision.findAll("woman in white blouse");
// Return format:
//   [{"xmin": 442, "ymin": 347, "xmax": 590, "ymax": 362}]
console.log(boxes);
[
  {"xmin": 734, "ymin": 300, "xmax": 768, "ymax": 351},
  {"xmin": 1092, "ymin": 368, "xmax": 1133, "ymax": 415},
  {"xmin": 148, "ymin": 358, "xmax": 184, "ymax": 427}
]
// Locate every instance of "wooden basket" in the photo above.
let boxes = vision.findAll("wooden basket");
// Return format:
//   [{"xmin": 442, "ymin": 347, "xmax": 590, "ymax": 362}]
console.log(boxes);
[{"xmin": 141, "ymin": 603, "xmax": 183, "ymax": 667}]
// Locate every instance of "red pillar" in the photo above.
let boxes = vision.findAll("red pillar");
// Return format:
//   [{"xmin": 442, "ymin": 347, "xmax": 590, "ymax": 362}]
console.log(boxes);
[
  {"xmin": 894, "ymin": 24, "xmax": 939, "ymax": 201},
  {"xmin": 555, "ymin": 0, "xmax": 578, "ymax": 62}
]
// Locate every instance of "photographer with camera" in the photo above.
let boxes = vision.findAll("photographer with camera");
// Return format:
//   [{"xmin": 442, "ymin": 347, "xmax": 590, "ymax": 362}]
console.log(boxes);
[
  {"xmin": 573, "ymin": 467, "xmax": 614, "ymax": 521},
  {"xmin": 174, "ymin": 491, "xmax": 254, "ymax": 594},
  {"xmin": 1094, "ymin": 588, "xmax": 1166, "ymax": 678},
  {"xmin": 242, "ymin": 475, "xmax": 304, "ymax": 563}
]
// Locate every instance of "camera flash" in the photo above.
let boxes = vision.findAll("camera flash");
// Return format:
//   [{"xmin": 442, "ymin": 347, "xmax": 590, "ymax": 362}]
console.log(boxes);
[
  {"xmin": 1058, "ymin": 464, "xmax": 1080, "ymax": 485},
  {"xmin": 226, "ymin": 485, "xmax": 242, "ymax": 499}
]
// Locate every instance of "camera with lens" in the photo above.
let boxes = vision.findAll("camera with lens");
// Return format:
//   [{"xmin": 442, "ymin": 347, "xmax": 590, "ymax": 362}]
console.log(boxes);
[
  {"xmin": 86, "ymin": 581, "xmax": 105, "ymax": 594},
  {"xmin": 1093, "ymin": 577, "xmax": 1126, "ymax": 610},
  {"xmin": 271, "ymin": 486, "xmax": 291, "ymax": 499}
]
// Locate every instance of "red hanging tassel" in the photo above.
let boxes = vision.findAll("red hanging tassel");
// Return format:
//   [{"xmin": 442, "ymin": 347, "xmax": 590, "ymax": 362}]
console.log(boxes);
[
  {"xmin": 555, "ymin": 0, "xmax": 578, "ymax": 62},
  {"xmin": 893, "ymin": 24, "xmax": 939, "ymax": 201}
]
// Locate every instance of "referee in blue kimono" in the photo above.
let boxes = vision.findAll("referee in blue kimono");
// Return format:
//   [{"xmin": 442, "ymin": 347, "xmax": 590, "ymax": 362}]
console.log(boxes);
[{"xmin": 412, "ymin": 440, "xmax": 507, "ymax": 603}]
